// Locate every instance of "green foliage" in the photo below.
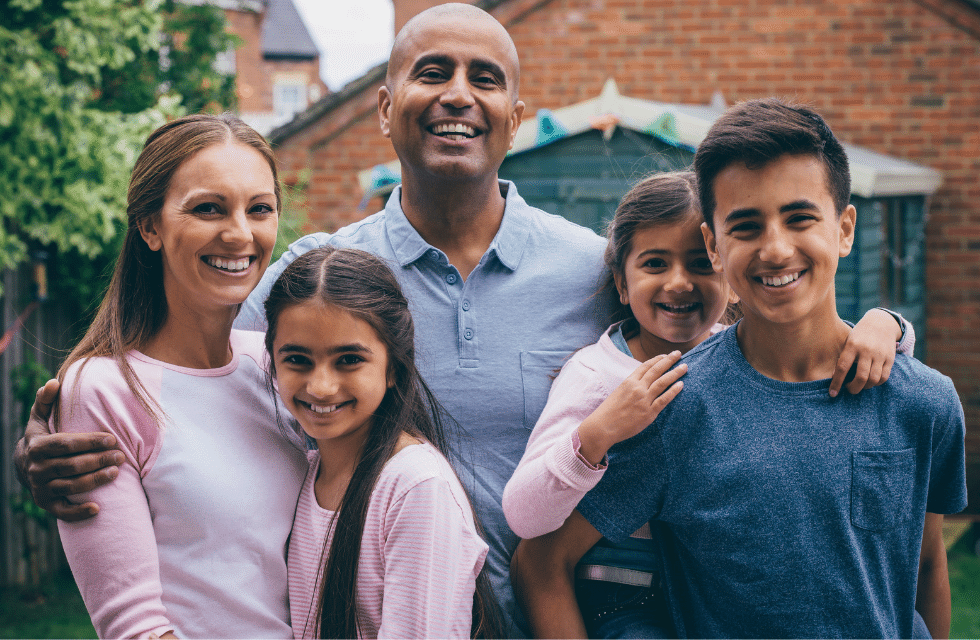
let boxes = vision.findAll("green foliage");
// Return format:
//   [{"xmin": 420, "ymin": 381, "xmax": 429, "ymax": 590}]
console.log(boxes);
[
  {"xmin": 0, "ymin": 0, "xmax": 238, "ymax": 298},
  {"xmin": 0, "ymin": 565, "xmax": 96, "ymax": 638},
  {"xmin": 10, "ymin": 351, "xmax": 52, "ymax": 425}
]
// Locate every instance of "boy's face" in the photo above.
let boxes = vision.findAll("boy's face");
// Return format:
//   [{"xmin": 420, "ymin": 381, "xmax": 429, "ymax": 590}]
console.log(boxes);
[{"xmin": 701, "ymin": 154, "xmax": 856, "ymax": 327}]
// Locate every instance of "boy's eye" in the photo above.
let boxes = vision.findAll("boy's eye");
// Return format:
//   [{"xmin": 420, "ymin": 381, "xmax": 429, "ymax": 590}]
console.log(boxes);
[
  {"xmin": 788, "ymin": 213, "xmax": 817, "ymax": 225},
  {"xmin": 729, "ymin": 221, "xmax": 760, "ymax": 235}
]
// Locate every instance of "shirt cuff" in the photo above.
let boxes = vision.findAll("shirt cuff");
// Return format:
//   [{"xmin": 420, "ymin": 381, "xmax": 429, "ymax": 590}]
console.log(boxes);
[{"xmin": 571, "ymin": 429, "xmax": 607, "ymax": 471}]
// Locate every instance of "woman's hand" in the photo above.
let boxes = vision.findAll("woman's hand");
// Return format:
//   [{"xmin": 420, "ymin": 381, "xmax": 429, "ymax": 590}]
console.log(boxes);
[{"xmin": 577, "ymin": 352, "xmax": 686, "ymax": 465}]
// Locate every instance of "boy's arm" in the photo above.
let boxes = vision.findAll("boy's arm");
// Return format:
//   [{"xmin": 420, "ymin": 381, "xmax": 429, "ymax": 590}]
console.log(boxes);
[
  {"xmin": 511, "ymin": 510, "xmax": 603, "ymax": 639},
  {"xmin": 830, "ymin": 307, "xmax": 913, "ymax": 397},
  {"xmin": 916, "ymin": 512, "xmax": 950, "ymax": 640}
]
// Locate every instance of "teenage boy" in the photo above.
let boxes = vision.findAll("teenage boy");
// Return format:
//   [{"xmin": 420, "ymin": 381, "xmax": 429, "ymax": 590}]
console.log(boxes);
[{"xmin": 513, "ymin": 99, "xmax": 966, "ymax": 639}]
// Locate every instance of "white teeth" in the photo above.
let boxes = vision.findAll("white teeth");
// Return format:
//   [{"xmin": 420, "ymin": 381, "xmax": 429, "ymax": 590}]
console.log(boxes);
[
  {"xmin": 761, "ymin": 272, "xmax": 801, "ymax": 287},
  {"xmin": 207, "ymin": 257, "xmax": 250, "ymax": 272},
  {"xmin": 660, "ymin": 302, "xmax": 698, "ymax": 312},
  {"xmin": 307, "ymin": 402, "xmax": 340, "ymax": 414},
  {"xmin": 432, "ymin": 123, "xmax": 476, "ymax": 137}
]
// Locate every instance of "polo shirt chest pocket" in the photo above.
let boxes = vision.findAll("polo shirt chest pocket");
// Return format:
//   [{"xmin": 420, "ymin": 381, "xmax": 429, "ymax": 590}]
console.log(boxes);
[
  {"xmin": 850, "ymin": 449, "xmax": 915, "ymax": 532},
  {"xmin": 520, "ymin": 350, "xmax": 572, "ymax": 429}
]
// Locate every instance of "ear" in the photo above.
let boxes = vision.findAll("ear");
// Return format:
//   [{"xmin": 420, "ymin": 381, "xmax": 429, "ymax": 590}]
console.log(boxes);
[
  {"xmin": 378, "ymin": 86, "xmax": 393, "ymax": 139},
  {"xmin": 612, "ymin": 271, "xmax": 629, "ymax": 306},
  {"xmin": 508, "ymin": 100, "xmax": 525, "ymax": 150},
  {"xmin": 138, "ymin": 216, "xmax": 163, "ymax": 252},
  {"xmin": 838, "ymin": 204, "xmax": 856, "ymax": 257},
  {"xmin": 701, "ymin": 222, "xmax": 723, "ymax": 274}
]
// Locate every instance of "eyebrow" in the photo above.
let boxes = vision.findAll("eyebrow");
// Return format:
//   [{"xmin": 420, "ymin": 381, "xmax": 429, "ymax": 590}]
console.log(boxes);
[
  {"xmin": 723, "ymin": 199, "xmax": 821, "ymax": 225},
  {"xmin": 277, "ymin": 343, "xmax": 372, "ymax": 356},
  {"xmin": 183, "ymin": 191, "xmax": 276, "ymax": 203},
  {"xmin": 410, "ymin": 53, "xmax": 507, "ymax": 84}
]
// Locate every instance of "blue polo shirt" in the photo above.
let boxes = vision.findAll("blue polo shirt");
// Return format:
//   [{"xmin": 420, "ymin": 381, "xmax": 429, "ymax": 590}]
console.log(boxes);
[{"xmin": 237, "ymin": 181, "xmax": 613, "ymax": 636}]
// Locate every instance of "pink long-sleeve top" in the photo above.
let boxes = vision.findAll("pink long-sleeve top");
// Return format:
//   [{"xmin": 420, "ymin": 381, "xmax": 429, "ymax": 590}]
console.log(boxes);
[
  {"xmin": 55, "ymin": 330, "xmax": 309, "ymax": 639},
  {"xmin": 503, "ymin": 318, "xmax": 916, "ymax": 540},
  {"xmin": 288, "ymin": 443, "xmax": 488, "ymax": 639}
]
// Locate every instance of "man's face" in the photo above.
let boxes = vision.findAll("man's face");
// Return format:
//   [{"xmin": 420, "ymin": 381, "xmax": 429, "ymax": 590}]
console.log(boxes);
[
  {"xmin": 379, "ymin": 14, "xmax": 524, "ymax": 183},
  {"xmin": 701, "ymin": 154, "xmax": 856, "ymax": 327}
]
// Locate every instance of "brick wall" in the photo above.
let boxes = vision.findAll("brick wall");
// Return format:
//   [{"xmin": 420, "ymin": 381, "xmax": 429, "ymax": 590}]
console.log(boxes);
[{"xmin": 273, "ymin": 0, "xmax": 980, "ymax": 460}]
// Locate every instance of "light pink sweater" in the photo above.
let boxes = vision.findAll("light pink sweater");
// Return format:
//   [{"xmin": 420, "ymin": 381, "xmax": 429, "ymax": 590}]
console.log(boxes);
[
  {"xmin": 289, "ymin": 443, "xmax": 488, "ymax": 639},
  {"xmin": 55, "ymin": 331, "xmax": 308, "ymax": 639}
]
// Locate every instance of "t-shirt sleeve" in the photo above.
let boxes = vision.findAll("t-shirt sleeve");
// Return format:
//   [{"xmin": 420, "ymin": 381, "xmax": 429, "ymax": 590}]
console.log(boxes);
[
  {"xmin": 377, "ymin": 474, "xmax": 488, "ymax": 639},
  {"xmin": 577, "ymin": 411, "xmax": 669, "ymax": 544},
  {"xmin": 502, "ymin": 358, "xmax": 610, "ymax": 539},
  {"xmin": 54, "ymin": 359, "xmax": 173, "ymax": 639},
  {"xmin": 925, "ymin": 375, "xmax": 967, "ymax": 515}
]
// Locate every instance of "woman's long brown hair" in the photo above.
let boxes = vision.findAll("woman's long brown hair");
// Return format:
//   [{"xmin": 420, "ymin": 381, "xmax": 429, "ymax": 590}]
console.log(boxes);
[
  {"xmin": 54, "ymin": 113, "xmax": 280, "ymax": 428},
  {"xmin": 264, "ymin": 246, "xmax": 503, "ymax": 639}
]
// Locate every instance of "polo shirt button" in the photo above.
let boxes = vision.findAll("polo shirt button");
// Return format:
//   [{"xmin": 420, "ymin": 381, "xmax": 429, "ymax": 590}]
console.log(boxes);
[
  {"xmin": 462, "ymin": 300, "xmax": 470, "ymax": 311},
  {"xmin": 464, "ymin": 329, "xmax": 473, "ymax": 340},
  {"xmin": 446, "ymin": 273, "xmax": 457, "ymax": 284},
  {"xmin": 429, "ymin": 249, "xmax": 439, "ymax": 260}
]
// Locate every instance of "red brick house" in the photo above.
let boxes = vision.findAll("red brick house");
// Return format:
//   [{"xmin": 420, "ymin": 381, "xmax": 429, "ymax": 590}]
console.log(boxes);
[
  {"xmin": 268, "ymin": 0, "xmax": 980, "ymax": 496},
  {"xmin": 210, "ymin": 0, "xmax": 327, "ymax": 134}
]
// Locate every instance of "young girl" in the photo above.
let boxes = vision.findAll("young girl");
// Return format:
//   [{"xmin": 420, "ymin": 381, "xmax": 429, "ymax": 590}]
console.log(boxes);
[
  {"xmin": 263, "ymin": 246, "xmax": 501, "ymax": 639},
  {"xmin": 504, "ymin": 171, "xmax": 914, "ymax": 638}
]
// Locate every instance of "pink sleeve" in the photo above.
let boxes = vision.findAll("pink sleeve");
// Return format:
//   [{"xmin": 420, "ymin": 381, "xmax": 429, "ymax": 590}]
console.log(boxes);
[
  {"xmin": 897, "ymin": 314, "xmax": 915, "ymax": 355},
  {"xmin": 55, "ymin": 359, "xmax": 174, "ymax": 639},
  {"xmin": 377, "ymin": 476, "xmax": 488, "ymax": 639},
  {"xmin": 502, "ymin": 359, "xmax": 612, "ymax": 539}
]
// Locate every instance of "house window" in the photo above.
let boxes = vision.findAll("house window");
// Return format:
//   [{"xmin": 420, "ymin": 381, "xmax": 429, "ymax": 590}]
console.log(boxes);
[{"xmin": 274, "ymin": 80, "xmax": 307, "ymax": 120}]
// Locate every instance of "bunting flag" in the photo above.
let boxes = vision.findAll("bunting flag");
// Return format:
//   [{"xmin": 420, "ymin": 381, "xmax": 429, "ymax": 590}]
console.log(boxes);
[{"xmin": 534, "ymin": 109, "xmax": 568, "ymax": 147}]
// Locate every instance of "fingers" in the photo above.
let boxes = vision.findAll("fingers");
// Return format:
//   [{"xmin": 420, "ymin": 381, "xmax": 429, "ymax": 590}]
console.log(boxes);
[
  {"xmin": 27, "ymin": 431, "xmax": 118, "ymax": 461},
  {"xmin": 27, "ymin": 443, "xmax": 124, "ymax": 487},
  {"xmin": 27, "ymin": 379, "xmax": 61, "ymax": 432},
  {"xmin": 45, "ymin": 498, "xmax": 101, "ymax": 522}
]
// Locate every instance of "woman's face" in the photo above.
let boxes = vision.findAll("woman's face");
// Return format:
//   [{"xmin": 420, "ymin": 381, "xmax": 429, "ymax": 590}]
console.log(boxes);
[{"xmin": 140, "ymin": 142, "xmax": 278, "ymax": 314}]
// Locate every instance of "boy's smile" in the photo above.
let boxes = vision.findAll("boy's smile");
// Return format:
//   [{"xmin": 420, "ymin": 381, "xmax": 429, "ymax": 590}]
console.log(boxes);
[{"xmin": 702, "ymin": 154, "xmax": 855, "ymax": 328}]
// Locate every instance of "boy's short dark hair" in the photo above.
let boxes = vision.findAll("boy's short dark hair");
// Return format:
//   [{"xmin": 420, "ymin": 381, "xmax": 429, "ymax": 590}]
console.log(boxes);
[{"xmin": 694, "ymin": 98, "xmax": 851, "ymax": 229}]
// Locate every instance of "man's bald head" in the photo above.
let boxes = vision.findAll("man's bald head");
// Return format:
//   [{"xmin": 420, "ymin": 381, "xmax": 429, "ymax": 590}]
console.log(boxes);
[{"xmin": 386, "ymin": 3, "xmax": 521, "ymax": 101}]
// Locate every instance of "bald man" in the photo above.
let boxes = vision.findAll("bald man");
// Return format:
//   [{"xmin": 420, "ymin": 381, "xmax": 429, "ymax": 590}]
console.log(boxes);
[{"xmin": 20, "ymin": 5, "xmax": 611, "ymax": 635}]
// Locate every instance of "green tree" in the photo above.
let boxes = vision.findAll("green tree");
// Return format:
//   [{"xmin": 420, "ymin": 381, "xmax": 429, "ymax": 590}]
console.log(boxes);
[{"xmin": 0, "ymin": 0, "xmax": 238, "ymax": 304}]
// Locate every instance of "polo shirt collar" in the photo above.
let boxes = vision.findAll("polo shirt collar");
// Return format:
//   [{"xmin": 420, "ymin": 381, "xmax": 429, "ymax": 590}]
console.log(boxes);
[{"xmin": 382, "ymin": 180, "xmax": 531, "ymax": 272}]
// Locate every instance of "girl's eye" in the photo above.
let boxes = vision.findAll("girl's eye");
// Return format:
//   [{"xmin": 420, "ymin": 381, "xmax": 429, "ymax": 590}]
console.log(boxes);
[
  {"xmin": 642, "ymin": 258, "xmax": 667, "ymax": 270},
  {"xmin": 282, "ymin": 354, "xmax": 311, "ymax": 367},
  {"xmin": 337, "ymin": 354, "xmax": 364, "ymax": 366},
  {"xmin": 691, "ymin": 258, "xmax": 714, "ymax": 273}
]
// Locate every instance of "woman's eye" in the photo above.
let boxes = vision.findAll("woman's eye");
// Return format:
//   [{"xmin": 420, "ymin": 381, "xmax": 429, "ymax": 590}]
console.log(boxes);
[
  {"xmin": 251, "ymin": 203, "xmax": 275, "ymax": 216},
  {"xmin": 193, "ymin": 202, "xmax": 221, "ymax": 215}
]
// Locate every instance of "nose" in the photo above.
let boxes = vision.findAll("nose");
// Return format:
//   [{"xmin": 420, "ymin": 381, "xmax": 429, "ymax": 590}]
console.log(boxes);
[
  {"xmin": 759, "ymin": 225, "xmax": 794, "ymax": 264},
  {"xmin": 308, "ymin": 365, "xmax": 339, "ymax": 399},
  {"xmin": 664, "ymin": 264, "xmax": 694, "ymax": 293},
  {"xmin": 439, "ymin": 70, "xmax": 475, "ymax": 109},
  {"xmin": 221, "ymin": 210, "xmax": 253, "ymax": 245}
]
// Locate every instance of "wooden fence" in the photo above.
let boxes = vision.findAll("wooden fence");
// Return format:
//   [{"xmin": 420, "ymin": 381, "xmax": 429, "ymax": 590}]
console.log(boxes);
[{"xmin": 1, "ymin": 264, "xmax": 77, "ymax": 587}]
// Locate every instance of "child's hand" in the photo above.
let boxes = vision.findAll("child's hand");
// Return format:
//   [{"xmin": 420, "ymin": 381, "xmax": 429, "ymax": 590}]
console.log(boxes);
[
  {"xmin": 830, "ymin": 308, "xmax": 902, "ymax": 397},
  {"xmin": 577, "ymin": 352, "xmax": 686, "ymax": 465}
]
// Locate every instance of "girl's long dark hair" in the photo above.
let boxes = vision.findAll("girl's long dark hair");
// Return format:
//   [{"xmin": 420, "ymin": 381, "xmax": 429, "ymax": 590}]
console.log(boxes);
[{"xmin": 264, "ymin": 246, "xmax": 502, "ymax": 639}]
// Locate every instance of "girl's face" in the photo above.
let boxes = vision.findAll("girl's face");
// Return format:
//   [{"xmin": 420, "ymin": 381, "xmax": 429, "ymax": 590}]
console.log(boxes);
[
  {"xmin": 139, "ymin": 142, "xmax": 278, "ymax": 315},
  {"xmin": 272, "ymin": 301, "xmax": 393, "ymax": 452},
  {"xmin": 615, "ymin": 214, "xmax": 737, "ymax": 356}
]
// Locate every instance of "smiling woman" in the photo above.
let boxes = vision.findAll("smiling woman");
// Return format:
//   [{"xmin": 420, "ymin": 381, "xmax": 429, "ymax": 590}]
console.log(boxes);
[{"xmin": 48, "ymin": 113, "xmax": 311, "ymax": 639}]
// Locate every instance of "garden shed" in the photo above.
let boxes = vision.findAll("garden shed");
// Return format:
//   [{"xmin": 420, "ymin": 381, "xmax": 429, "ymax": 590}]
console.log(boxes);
[{"xmin": 361, "ymin": 80, "xmax": 941, "ymax": 356}]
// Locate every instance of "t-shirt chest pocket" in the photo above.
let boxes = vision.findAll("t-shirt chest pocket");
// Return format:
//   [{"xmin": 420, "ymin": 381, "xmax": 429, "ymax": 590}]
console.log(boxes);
[{"xmin": 850, "ymin": 449, "xmax": 915, "ymax": 531}]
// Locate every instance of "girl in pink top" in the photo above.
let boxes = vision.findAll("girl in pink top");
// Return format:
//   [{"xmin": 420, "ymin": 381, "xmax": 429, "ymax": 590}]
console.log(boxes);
[
  {"xmin": 263, "ymin": 246, "xmax": 502, "ymax": 639},
  {"xmin": 505, "ymin": 171, "xmax": 915, "ymax": 638}
]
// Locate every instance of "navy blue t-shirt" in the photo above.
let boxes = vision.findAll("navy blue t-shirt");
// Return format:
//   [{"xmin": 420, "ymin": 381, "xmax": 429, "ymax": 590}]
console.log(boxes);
[{"xmin": 578, "ymin": 324, "xmax": 967, "ymax": 639}]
